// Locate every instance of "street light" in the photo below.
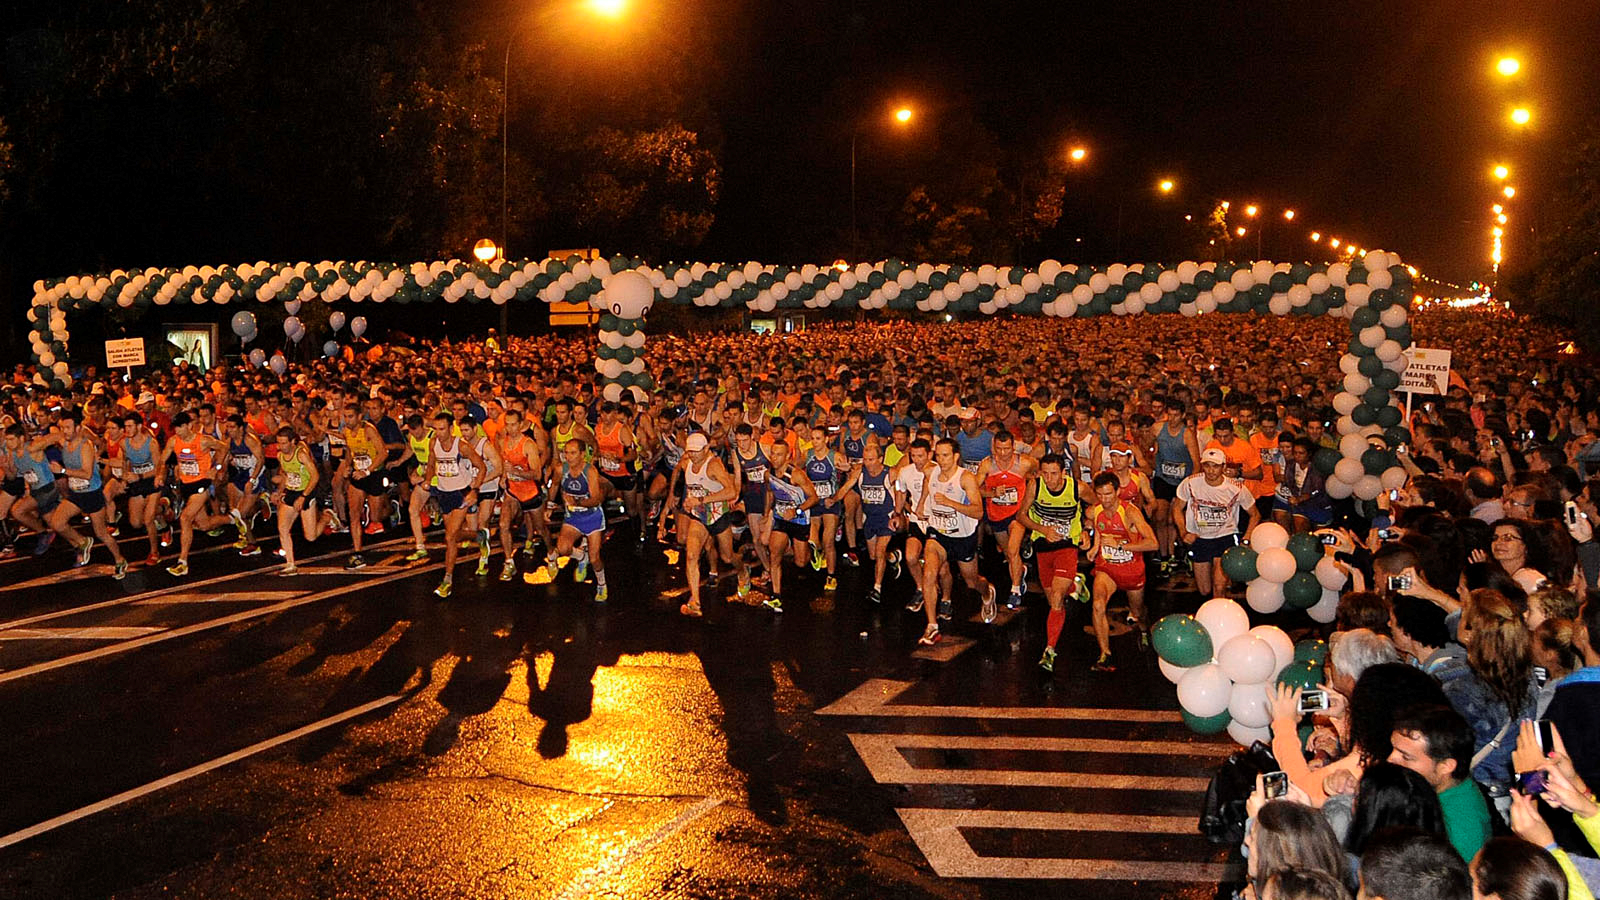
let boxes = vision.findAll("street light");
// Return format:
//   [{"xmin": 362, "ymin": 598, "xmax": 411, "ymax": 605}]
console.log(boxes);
[
  {"xmin": 1330, "ymin": 238, "xmax": 1341, "ymax": 249},
  {"xmin": 1244, "ymin": 204, "xmax": 1259, "ymax": 218},
  {"xmin": 1282, "ymin": 209, "xmax": 1296, "ymax": 221},
  {"xmin": 1158, "ymin": 179, "xmax": 1175, "ymax": 193},
  {"xmin": 1236, "ymin": 226, "xmax": 1247, "ymax": 237},
  {"xmin": 1310, "ymin": 231, "xmax": 1321, "ymax": 242},
  {"xmin": 1068, "ymin": 145, "xmax": 1087, "ymax": 163},
  {"xmin": 1503, "ymin": 185, "xmax": 1516, "ymax": 198},
  {"xmin": 851, "ymin": 104, "xmax": 915, "ymax": 261},
  {"xmin": 1496, "ymin": 57, "xmax": 1521, "ymax": 77},
  {"xmin": 1510, "ymin": 107, "xmax": 1531, "ymax": 125},
  {"xmin": 1492, "ymin": 164, "xmax": 1510, "ymax": 180},
  {"xmin": 473, "ymin": 238, "xmax": 499, "ymax": 262}
]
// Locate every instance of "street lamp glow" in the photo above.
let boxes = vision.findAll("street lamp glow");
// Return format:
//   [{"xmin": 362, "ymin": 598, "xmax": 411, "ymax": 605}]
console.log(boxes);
[
  {"xmin": 1492, "ymin": 164, "xmax": 1509, "ymax": 180},
  {"xmin": 1492, "ymin": 203, "xmax": 1504, "ymax": 214},
  {"xmin": 1510, "ymin": 107, "xmax": 1531, "ymax": 125},
  {"xmin": 1496, "ymin": 213, "xmax": 1508, "ymax": 224},
  {"xmin": 1497, "ymin": 57, "xmax": 1521, "ymax": 77},
  {"xmin": 473, "ymin": 238, "xmax": 499, "ymax": 262},
  {"xmin": 1492, "ymin": 226, "xmax": 1503, "ymax": 237},
  {"xmin": 1503, "ymin": 185, "xmax": 1516, "ymax": 198},
  {"xmin": 1282, "ymin": 209, "xmax": 1296, "ymax": 220},
  {"xmin": 1244, "ymin": 204, "xmax": 1259, "ymax": 217},
  {"xmin": 1068, "ymin": 146, "xmax": 1087, "ymax": 162},
  {"xmin": 1158, "ymin": 179, "xmax": 1175, "ymax": 193},
  {"xmin": 1330, "ymin": 238, "xmax": 1340, "ymax": 249},
  {"xmin": 1220, "ymin": 200, "xmax": 1231, "ymax": 211},
  {"xmin": 894, "ymin": 106, "xmax": 913, "ymax": 124},
  {"xmin": 587, "ymin": 0, "xmax": 627, "ymax": 18},
  {"xmin": 1310, "ymin": 231, "xmax": 1321, "ymax": 241},
  {"xmin": 1235, "ymin": 226, "xmax": 1247, "ymax": 237}
]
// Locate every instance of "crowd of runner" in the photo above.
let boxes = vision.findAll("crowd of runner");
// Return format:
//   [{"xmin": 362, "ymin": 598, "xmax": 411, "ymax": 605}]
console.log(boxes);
[{"xmin": 4, "ymin": 306, "xmax": 1600, "ymax": 898}]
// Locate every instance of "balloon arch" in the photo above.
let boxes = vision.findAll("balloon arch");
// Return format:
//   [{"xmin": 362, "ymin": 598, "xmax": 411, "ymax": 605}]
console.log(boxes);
[{"xmin": 28, "ymin": 250, "xmax": 1416, "ymax": 733}]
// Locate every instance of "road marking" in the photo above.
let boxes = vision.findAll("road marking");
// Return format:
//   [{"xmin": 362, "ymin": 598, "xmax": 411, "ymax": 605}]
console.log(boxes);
[
  {"xmin": 847, "ymin": 733, "xmax": 1211, "ymax": 791},
  {"xmin": 291, "ymin": 565, "xmax": 413, "ymax": 575},
  {"xmin": 854, "ymin": 732, "xmax": 1237, "ymax": 757},
  {"xmin": 0, "ymin": 536, "xmax": 416, "ymax": 632},
  {"xmin": 552, "ymin": 797, "xmax": 723, "ymax": 900},
  {"xmin": 0, "ymin": 531, "xmax": 293, "ymax": 593},
  {"xmin": 0, "ymin": 626, "xmax": 167, "ymax": 641},
  {"xmin": 133, "ymin": 591, "xmax": 311, "ymax": 606},
  {"xmin": 896, "ymin": 808, "xmax": 1238, "ymax": 881},
  {"xmin": 816, "ymin": 679, "xmax": 1183, "ymax": 721},
  {"xmin": 0, "ymin": 554, "xmax": 473, "ymax": 685},
  {"xmin": 910, "ymin": 635, "xmax": 975, "ymax": 662},
  {"xmin": 0, "ymin": 693, "xmax": 404, "ymax": 850}
]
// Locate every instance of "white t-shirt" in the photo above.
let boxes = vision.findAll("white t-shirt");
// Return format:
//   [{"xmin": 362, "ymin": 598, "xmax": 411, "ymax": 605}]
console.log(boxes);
[{"xmin": 1175, "ymin": 474, "xmax": 1253, "ymax": 539}]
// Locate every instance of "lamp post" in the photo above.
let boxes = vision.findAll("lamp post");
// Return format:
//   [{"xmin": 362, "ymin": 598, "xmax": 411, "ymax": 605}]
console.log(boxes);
[{"xmin": 850, "ymin": 106, "xmax": 914, "ymax": 262}]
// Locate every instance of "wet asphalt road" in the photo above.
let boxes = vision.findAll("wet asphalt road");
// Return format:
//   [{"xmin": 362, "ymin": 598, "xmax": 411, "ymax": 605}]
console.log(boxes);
[{"xmin": 0, "ymin": 520, "xmax": 1246, "ymax": 899}]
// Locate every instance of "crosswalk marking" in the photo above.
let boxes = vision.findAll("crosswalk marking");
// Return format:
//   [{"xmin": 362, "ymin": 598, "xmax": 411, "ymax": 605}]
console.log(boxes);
[
  {"xmin": 816, "ymin": 678, "xmax": 1183, "ymax": 721},
  {"xmin": 896, "ymin": 808, "xmax": 1238, "ymax": 881},
  {"xmin": 848, "ymin": 733, "xmax": 1212, "ymax": 791},
  {"xmin": 0, "ymin": 626, "xmax": 166, "ymax": 641},
  {"xmin": 134, "ymin": 591, "xmax": 310, "ymax": 606}
]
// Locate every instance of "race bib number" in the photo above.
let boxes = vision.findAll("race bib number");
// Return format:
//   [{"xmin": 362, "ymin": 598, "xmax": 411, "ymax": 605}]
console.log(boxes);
[
  {"xmin": 1196, "ymin": 502, "xmax": 1232, "ymax": 528},
  {"xmin": 436, "ymin": 460, "xmax": 459, "ymax": 477},
  {"xmin": 993, "ymin": 486, "xmax": 1018, "ymax": 506},
  {"xmin": 745, "ymin": 468, "xmax": 766, "ymax": 483},
  {"xmin": 600, "ymin": 454, "xmax": 621, "ymax": 473},
  {"xmin": 775, "ymin": 501, "xmax": 796, "ymax": 519},
  {"xmin": 813, "ymin": 480, "xmax": 835, "ymax": 499},
  {"xmin": 1102, "ymin": 545, "xmax": 1135, "ymax": 565},
  {"xmin": 1160, "ymin": 461, "xmax": 1187, "ymax": 479},
  {"xmin": 353, "ymin": 454, "xmax": 373, "ymax": 474},
  {"xmin": 22, "ymin": 470, "xmax": 40, "ymax": 487},
  {"xmin": 961, "ymin": 460, "xmax": 981, "ymax": 473},
  {"xmin": 930, "ymin": 503, "xmax": 958, "ymax": 531},
  {"xmin": 178, "ymin": 459, "xmax": 201, "ymax": 477},
  {"xmin": 130, "ymin": 461, "xmax": 155, "ymax": 476},
  {"xmin": 862, "ymin": 485, "xmax": 887, "ymax": 505},
  {"xmin": 1274, "ymin": 484, "xmax": 1293, "ymax": 503},
  {"xmin": 68, "ymin": 476, "xmax": 93, "ymax": 492}
]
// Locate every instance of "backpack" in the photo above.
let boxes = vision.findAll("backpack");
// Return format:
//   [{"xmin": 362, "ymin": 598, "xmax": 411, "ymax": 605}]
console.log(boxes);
[{"xmin": 1201, "ymin": 740, "xmax": 1281, "ymax": 844}]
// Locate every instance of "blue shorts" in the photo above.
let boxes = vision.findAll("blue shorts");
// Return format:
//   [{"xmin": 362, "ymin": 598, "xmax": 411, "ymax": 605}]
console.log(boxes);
[
  {"xmin": 864, "ymin": 517, "xmax": 895, "ymax": 540},
  {"xmin": 1189, "ymin": 534, "xmax": 1239, "ymax": 563},
  {"xmin": 432, "ymin": 487, "xmax": 466, "ymax": 516},
  {"xmin": 933, "ymin": 530, "xmax": 979, "ymax": 564},
  {"xmin": 565, "ymin": 507, "xmax": 606, "ymax": 535}
]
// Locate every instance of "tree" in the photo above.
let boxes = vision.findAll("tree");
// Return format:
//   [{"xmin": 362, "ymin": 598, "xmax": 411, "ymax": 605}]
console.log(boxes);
[
  {"xmin": 1503, "ymin": 126, "xmax": 1600, "ymax": 348},
  {"xmin": 553, "ymin": 122, "xmax": 720, "ymax": 258}
]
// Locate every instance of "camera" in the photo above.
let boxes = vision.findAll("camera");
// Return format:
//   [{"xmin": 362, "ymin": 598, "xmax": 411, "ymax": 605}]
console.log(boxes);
[
  {"xmin": 1568, "ymin": 501, "xmax": 1582, "ymax": 528},
  {"xmin": 1297, "ymin": 690, "xmax": 1330, "ymax": 714},
  {"xmin": 1320, "ymin": 533, "xmax": 1339, "ymax": 546},
  {"xmin": 1518, "ymin": 770, "xmax": 1547, "ymax": 796},
  {"xmin": 1378, "ymin": 528, "xmax": 1399, "ymax": 541},
  {"xmin": 1263, "ymin": 770, "xmax": 1290, "ymax": 799},
  {"xmin": 1537, "ymin": 719, "xmax": 1556, "ymax": 754},
  {"xmin": 1387, "ymin": 574, "xmax": 1413, "ymax": 592}
]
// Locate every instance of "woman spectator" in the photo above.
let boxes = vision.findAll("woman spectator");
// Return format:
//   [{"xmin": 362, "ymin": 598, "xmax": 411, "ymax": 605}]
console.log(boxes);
[
  {"xmin": 1473, "ymin": 836, "xmax": 1587, "ymax": 900},
  {"xmin": 1443, "ymin": 590, "xmax": 1539, "ymax": 815},
  {"xmin": 1244, "ymin": 799, "xmax": 1350, "ymax": 900},
  {"xmin": 1258, "ymin": 869, "xmax": 1351, "ymax": 900},
  {"xmin": 1322, "ymin": 762, "xmax": 1446, "ymax": 882},
  {"xmin": 1336, "ymin": 592, "xmax": 1393, "ymax": 637},
  {"xmin": 1533, "ymin": 619, "xmax": 1581, "ymax": 715},
  {"xmin": 1491, "ymin": 519, "xmax": 1556, "ymax": 595}
]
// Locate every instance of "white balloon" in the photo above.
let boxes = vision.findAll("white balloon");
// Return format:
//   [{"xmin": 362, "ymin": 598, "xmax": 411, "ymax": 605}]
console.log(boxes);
[
  {"xmin": 1334, "ymin": 457, "xmax": 1366, "ymax": 485},
  {"xmin": 1268, "ymin": 294, "xmax": 1292, "ymax": 316},
  {"xmin": 1314, "ymin": 556, "xmax": 1348, "ymax": 591},
  {"xmin": 1089, "ymin": 273, "xmax": 1111, "ymax": 293},
  {"xmin": 1246, "ymin": 578, "xmax": 1286, "ymax": 614},
  {"xmin": 1139, "ymin": 282, "xmax": 1162, "ymax": 302},
  {"xmin": 1368, "ymin": 268, "xmax": 1393, "ymax": 290},
  {"xmin": 1363, "ymin": 249, "xmax": 1390, "ymax": 272},
  {"xmin": 1057, "ymin": 299, "xmax": 1079, "ymax": 317},
  {"xmin": 1354, "ymin": 474, "xmax": 1384, "ymax": 501},
  {"xmin": 1126, "ymin": 297, "xmax": 1147, "ymax": 315},
  {"xmin": 1072, "ymin": 284, "xmax": 1094, "ymax": 304},
  {"xmin": 1157, "ymin": 270, "xmax": 1181, "ymax": 292},
  {"xmin": 1307, "ymin": 588, "xmax": 1342, "ymax": 624},
  {"xmin": 1332, "ymin": 390, "xmax": 1361, "ymax": 416},
  {"xmin": 1250, "ymin": 522, "xmax": 1290, "ymax": 551},
  {"xmin": 1251, "ymin": 260, "xmax": 1275, "ymax": 283},
  {"xmin": 1228, "ymin": 680, "xmax": 1275, "ymax": 729},
  {"xmin": 1338, "ymin": 432, "xmax": 1369, "ymax": 459},
  {"xmin": 1343, "ymin": 372, "xmax": 1372, "ymax": 395},
  {"xmin": 1230, "ymin": 270, "xmax": 1255, "ymax": 291},
  {"xmin": 1106, "ymin": 263, "xmax": 1128, "ymax": 282},
  {"xmin": 1212, "ymin": 282, "xmax": 1237, "ymax": 304},
  {"xmin": 1381, "ymin": 465, "xmax": 1408, "ymax": 493},
  {"xmin": 1020, "ymin": 272, "xmax": 1042, "ymax": 292},
  {"xmin": 1376, "ymin": 340, "xmax": 1404, "ymax": 362},
  {"xmin": 1346, "ymin": 283, "xmax": 1372, "ymax": 307},
  {"xmin": 1176, "ymin": 261, "xmax": 1200, "ymax": 282},
  {"xmin": 1159, "ymin": 658, "xmax": 1192, "ymax": 685},
  {"xmin": 957, "ymin": 271, "xmax": 979, "ymax": 291},
  {"xmin": 1257, "ymin": 547, "xmax": 1299, "ymax": 583},
  {"xmin": 1326, "ymin": 477, "xmax": 1355, "ymax": 500},
  {"xmin": 1249, "ymin": 625, "xmax": 1296, "ymax": 676},
  {"xmin": 1228, "ymin": 721, "xmax": 1273, "ymax": 747},
  {"xmin": 1307, "ymin": 273, "xmax": 1331, "ymax": 293},
  {"xmin": 1380, "ymin": 304, "xmax": 1408, "ymax": 328},
  {"xmin": 1038, "ymin": 259, "xmax": 1061, "ymax": 281},
  {"xmin": 977, "ymin": 264, "xmax": 998, "ymax": 285},
  {"xmin": 1219, "ymin": 635, "xmax": 1277, "ymax": 685},
  {"xmin": 1359, "ymin": 325, "xmax": 1386, "ymax": 348},
  {"xmin": 1177, "ymin": 663, "xmax": 1233, "ymax": 718},
  {"xmin": 1196, "ymin": 293, "xmax": 1218, "ymax": 314},
  {"xmin": 1288, "ymin": 284, "xmax": 1312, "ymax": 306},
  {"xmin": 1195, "ymin": 597, "xmax": 1251, "ymax": 650}
]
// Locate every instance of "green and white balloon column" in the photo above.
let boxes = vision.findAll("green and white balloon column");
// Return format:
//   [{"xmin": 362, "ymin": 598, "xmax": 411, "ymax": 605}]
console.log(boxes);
[{"xmin": 594, "ymin": 269, "xmax": 654, "ymax": 403}]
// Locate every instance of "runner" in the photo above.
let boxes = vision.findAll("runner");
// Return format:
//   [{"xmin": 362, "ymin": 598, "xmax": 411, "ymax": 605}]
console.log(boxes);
[
  {"xmin": 270, "ymin": 425, "xmax": 337, "ymax": 575},
  {"xmin": 402, "ymin": 414, "xmax": 437, "ymax": 560},
  {"xmin": 975, "ymin": 430, "xmax": 1036, "ymax": 610},
  {"xmin": 3, "ymin": 423, "xmax": 64, "ymax": 557},
  {"xmin": 543, "ymin": 436, "xmax": 608, "ymax": 603},
  {"xmin": 496, "ymin": 407, "xmax": 547, "ymax": 581},
  {"xmin": 118, "ymin": 412, "xmax": 164, "ymax": 566},
  {"xmin": 803, "ymin": 424, "xmax": 847, "ymax": 593},
  {"xmin": 851, "ymin": 438, "xmax": 899, "ymax": 604},
  {"xmin": 222, "ymin": 414, "xmax": 268, "ymax": 557},
  {"xmin": 32, "ymin": 409, "xmax": 129, "ymax": 577},
  {"xmin": 159, "ymin": 411, "xmax": 234, "ymax": 577},
  {"xmin": 894, "ymin": 437, "xmax": 935, "ymax": 623},
  {"xmin": 672, "ymin": 432, "xmax": 740, "ymax": 616},
  {"xmin": 458, "ymin": 414, "xmax": 503, "ymax": 577},
  {"xmin": 918, "ymin": 437, "xmax": 996, "ymax": 641},
  {"xmin": 761, "ymin": 440, "xmax": 817, "ymax": 612},
  {"xmin": 1150, "ymin": 399, "xmax": 1200, "ymax": 575},
  {"xmin": 1085, "ymin": 472, "xmax": 1159, "ymax": 672},
  {"xmin": 1017, "ymin": 454, "xmax": 1090, "ymax": 673},
  {"xmin": 1102, "ymin": 441, "xmax": 1156, "ymax": 515},
  {"xmin": 837, "ymin": 409, "xmax": 872, "ymax": 565},
  {"xmin": 418, "ymin": 411, "xmax": 488, "ymax": 599},
  {"xmin": 730, "ymin": 423, "xmax": 773, "ymax": 586},
  {"xmin": 1067, "ymin": 408, "xmax": 1103, "ymax": 487},
  {"xmin": 594, "ymin": 402, "xmax": 644, "ymax": 536},
  {"xmin": 1172, "ymin": 447, "xmax": 1260, "ymax": 597}
]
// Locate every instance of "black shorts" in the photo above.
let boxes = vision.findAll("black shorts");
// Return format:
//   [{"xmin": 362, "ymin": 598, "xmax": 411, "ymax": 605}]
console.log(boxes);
[
  {"xmin": 774, "ymin": 517, "xmax": 810, "ymax": 540},
  {"xmin": 282, "ymin": 490, "xmax": 315, "ymax": 510},
  {"xmin": 1254, "ymin": 495, "xmax": 1275, "ymax": 518},
  {"xmin": 126, "ymin": 477, "xmax": 159, "ymax": 498},
  {"xmin": 1153, "ymin": 479, "xmax": 1180, "ymax": 501},
  {"xmin": 602, "ymin": 470, "xmax": 637, "ymax": 492},
  {"xmin": 31, "ymin": 482, "xmax": 62, "ymax": 515},
  {"xmin": 2, "ymin": 478, "xmax": 23, "ymax": 498},
  {"xmin": 351, "ymin": 472, "xmax": 390, "ymax": 496},
  {"xmin": 1189, "ymin": 534, "xmax": 1239, "ymax": 563},
  {"xmin": 431, "ymin": 487, "xmax": 466, "ymax": 516},
  {"xmin": 178, "ymin": 480, "xmax": 211, "ymax": 500},
  {"xmin": 68, "ymin": 488, "xmax": 107, "ymax": 515},
  {"xmin": 908, "ymin": 522, "xmax": 928, "ymax": 542},
  {"xmin": 477, "ymin": 488, "xmax": 501, "ymax": 503},
  {"xmin": 932, "ymin": 530, "xmax": 979, "ymax": 564}
]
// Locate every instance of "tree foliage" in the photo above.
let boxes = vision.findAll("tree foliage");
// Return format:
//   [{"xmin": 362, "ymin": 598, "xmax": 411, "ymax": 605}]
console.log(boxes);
[{"xmin": 1503, "ymin": 126, "xmax": 1600, "ymax": 348}]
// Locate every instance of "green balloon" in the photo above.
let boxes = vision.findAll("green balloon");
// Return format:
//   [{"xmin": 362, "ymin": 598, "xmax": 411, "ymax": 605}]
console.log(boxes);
[
  {"xmin": 1385, "ymin": 426, "xmax": 1413, "ymax": 447},
  {"xmin": 1287, "ymin": 533, "xmax": 1323, "ymax": 571},
  {"xmin": 1376, "ymin": 405, "xmax": 1403, "ymax": 428},
  {"xmin": 1363, "ymin": 386, "xmax": 1391, "ymax": 407},
  {"xmin": 1293, "ymin": 639, "xmax": 1328, "ymax": 666},
  {"xmin": 1352, "ymin": 404, "xmax": 1378, "ymax": 427},
  {"xmin": 1182, "ymin": 709, "xmax": 1232, "ymax": 735},
  {"xmin": 596, "ymin": 344, "xmax": 617, "ymax": 360},
  {"xmin": 1277, "ymin": 659, "xmax": 1322, "ymax": 690},
  {"xmin": 1362, "ymin": 448, "xmax": 1393, "ymax": 475},
  {"xmin": 1153, "ymin": 614, "xmax": 1214, "ymax": 668},
  {"xmin": 1221, "ymin": 545, "xmax": 1260, "ymax": 582},
  {"xmin": 1357, "ymin": 354, "xmax": 1385, "ymax": 377},
  {"xmin": 614, "ymin": 346, "xmax": 634, "ymax": 365},
  {"xmin": 1351, "ymin": 306, "xmax": 1380, "ymax": 329},
  {"xmin": 1313, "ymin": 447, "xmax": 1340, "ymax": 476},
  {"xmin": 1372, "ymin": 369, "xmax": 1401, "ymax": 391},
  {"xmin": 1283, "ymin": 572, "xmax": 1324, "ymax": 610},
  {"xmin": 616, "ymin": 318, "xmax": 637, "ymax": 336},
  {"xmin": 599, "ymin": 313, "xmax": 619, "ymax": 331}
]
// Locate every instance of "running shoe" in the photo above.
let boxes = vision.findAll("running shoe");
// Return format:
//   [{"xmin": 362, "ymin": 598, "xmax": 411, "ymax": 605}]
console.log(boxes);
[
  {"xmin": 166, "ymin": 560, "xmax": 189, "ymax": 577},
  {"xmin": 0, "ymin": 544, "xmax": 17, "ymax": 559},
  {"xmin": 575, "ymin": 559, "xmax": 590, "ymax": 583},
  {"xmin": 824, "ymin": 575, "xmax": 837, "ymax": 592},
  {"xmin": 75, "ymin": 538, "xmax": 94, "ymax": 568},
  {"xmin": 328, "ymin": 511, "xmax": 345, "ymax": 533},
  {"xmin": 680, "ymin": 601, "xmax": 703, "ymax": 617},
  {"xmin": 405, "ymin": 547, "xmax": 429, "ymax": 562},
  {"xmin": 1074, "ymin": 574, "xmax": 1092, "ymax": 605},
  {"xmin": 842, "ymin": 550, "xmax": 860, "ymax": 568},
  {"xmin": 887, "ymin": 549, "xmax": 902, "ymax": 581},
  {"xmin": 478, "ymin": 527, "xmax": 491, "ymax": 550},
  {"xmin": 595, "ymin": 583, "xmax": 609, "ymax": 603},
  {"xmin": 918, "ymin": 623, "xmax": 941, "ymax": 646},
  {"xmin": 280, "ymin": 564, "xmax": 298, "ymax": 576},
  {"xmin": 936, "ymin": 597, "xmax": 952, "ymax": 621},
  {"xmin": 33, "ymin": 532, "xmax": 56, "ymax": 556},
  {"xmin": 1038, "ymin": 646, "xmax": 1057, "ymax": 673},
  {"xmin": 1091, "ymin": 652, "xmax": 1116, "ymax": 673},
  {"xmin": 205, "ymin": 526, "xmax": 228, "ymax": 538},
  {"xmin": 144, "ymin": 550, "xmax": 161, "ymax": 567},
  {"xmin": 346, "ymin": 554, "xmax": 367, "ymax": 570},
  {"xmin": 762, "ymin": 596, "xmax": 783, "ymax": 613},
  {"xmin": 232, "ymin": 538, "xmax": 248, "ymax": 550},
  {"xmin": 981, "ymin": 584, "xmax": 998, "ymax": 624},
  {"xmin": 905, "ymin": 591, "xmax": 925, "ymax": 613},
  {"xmin": 229, "ymin": 507, "xmax": 248, "ymax": 539},
  {"xmin": 475, "ymin": 555, "xmax": 489, "ymax": 576},
  {"xmin": 1005, "ymin": 585, "xmax": 1025, "ymax": 610},
  {"xmin": 434, "ymin": 579, "xmax": 452, "ymax": 599},
  {"xmin": 500, "ymin": 560, "xmax": 517, "ymax": 582},
  {"xmin": 363, "ymin": 521, "xmax": 384, "ymax": 536},
  {"xmin": 867, "ymin": 586, "xmax": 882, "ymax": 605},
  {"xmin": 113, "ymin": 559, "xmax": 128, "ymax": 580},
  {"xmin": 545, "ymin": 559, "xmax": 560, "ymax": 581},
  {"xmin": 523, "ymin": 537, "xmax": 536, "ymax": 557},
  {"xmin": 736, "ymin": 579, "xmax": 751, "ymax": 600},
  {"xmin": 239, "ymin": 545, "xmax": 262, "ymax": 557}
]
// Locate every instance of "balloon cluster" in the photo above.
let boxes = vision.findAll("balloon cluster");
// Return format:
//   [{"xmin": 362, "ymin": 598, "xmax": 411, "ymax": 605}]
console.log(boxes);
[
  {"xmin": 1153, "ymin": 599, "xmax": 1329, "ymax": 744},
  {"xmin": 27, "ymin": 249, "xmax": 1410, "ymax": 392},
  {"xmin": 593, "ymin": 271, "xmax": 655, "ymax": 404},
  {"xmin": 1219, "ymin": 524, "xmax": 1346, "ymax": 622}
]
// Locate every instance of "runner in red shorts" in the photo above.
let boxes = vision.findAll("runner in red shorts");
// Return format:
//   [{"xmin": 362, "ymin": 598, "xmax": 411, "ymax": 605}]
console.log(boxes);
[
  {"xmin": 1017, "ymin": 453, "xmax": 1089, "ymax": 673},
  {"xmin": 1086, "ymin": 471, "xmax": 1158, "ymax": 673}
]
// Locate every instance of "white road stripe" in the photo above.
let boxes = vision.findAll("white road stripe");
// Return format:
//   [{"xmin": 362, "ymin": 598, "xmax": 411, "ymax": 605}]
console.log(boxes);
[
  {"xmin": 816, "ymin": 679, "xmax": 1185, "ymax": 722},
  {"xmin": 848, "ymin": 733, "xmax": 1211, "ymax": 791},
  {"xmin": 0, "ymin": 693, "xmax": 404, "ymax": 850},
  {"xmin": 0, "ymin": 626, "xmax": 166, "ymax": 641},
  {"xmin": 856, "ymin": 732, "xmax": 1238, "ymax": 757},
  {"xmin": 133, "ymin": 591, "xmax": 311, "ymax": 606},
  {"xmin": 896, "ymin": 808, "xmax": 1237, "ymax": 881}
]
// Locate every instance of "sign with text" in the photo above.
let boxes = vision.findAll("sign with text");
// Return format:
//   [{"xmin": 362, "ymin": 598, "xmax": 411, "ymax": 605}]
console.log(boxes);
[
  {"xmin": 1401, "ymin": 347, "xmax": 1452, "ymax": 396},
  {"xmin": 104, "ymin": 338, "xmax": 146, "ymax": 368}
]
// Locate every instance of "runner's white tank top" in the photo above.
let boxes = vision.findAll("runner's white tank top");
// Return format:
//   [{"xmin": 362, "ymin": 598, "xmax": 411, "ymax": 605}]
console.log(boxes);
[{"xmin": 927, "ymin": 466, "xmax": 977, "ymax": 538}]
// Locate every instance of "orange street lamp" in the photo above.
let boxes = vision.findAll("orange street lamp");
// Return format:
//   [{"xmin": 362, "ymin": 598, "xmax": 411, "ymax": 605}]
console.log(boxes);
[
  {"xmin": 1330, "ymin": 238, "xmax": 1341, "ymax": 249},
  {"xmin": 473, "ymin": 238, "xmax": 499, "ymax": 262},
  {"xmin": 1244, "ymin": 204, "xmax": 1259, "ymax": 217},
  {"xmin": 1158, "ymin": 179, "xmax": 1175, "ymax": 193},
  {"xmin": 1235, "ymin": 226, "xmax": 1247, "ymax": 237},
  {"xmin": 1496, "ymin": 57, "xmax": 1520, "ymax": 77},
  {"xmin": 1492, "ymin": 164, "xmax": 1510, "ymax": 180},
  {"xmin": 1282, "ymin": 209, "xmax": 1296, "ymax": 221},
  {"xmin": 1068, "ymin": 145, "xmax": 1087, "ymax": 163},
  {"xmin": 1492, "ymin": 203, "xmax": 1504, "ymax": 214},
  {"xmin": 1503, "ymin": 185, "xmax": 1516, "ymax": 199},
  {"xmin": 894, "ymin": 106, "xmax": 913, "ymax": 124},
  {"xmin": 588, "ymin": 0, "xmax": 627, "ymax": 17},
  {"xmin": 1510, "ymin": 107, "xmax": 1531, "ymax": 126},
  {"xmin": 1310, "ymin": 231, "xmax": 1321, "ymax": 242}
]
